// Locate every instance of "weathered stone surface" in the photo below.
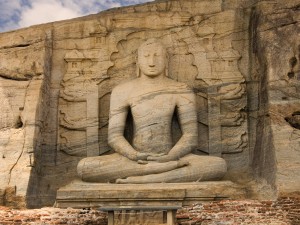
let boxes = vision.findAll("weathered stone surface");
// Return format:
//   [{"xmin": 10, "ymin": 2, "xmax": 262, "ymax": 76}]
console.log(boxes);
[
  {"xmin": 0, "ymin": 0, "xmax": 299, "ymax": 208},
  {"xmin": 0, "ymin": 27, "xmax": 51, "ymax": 208},
  {"xmin": 249, "ymin": 0, "xmax": 300, "ymax": 198}
]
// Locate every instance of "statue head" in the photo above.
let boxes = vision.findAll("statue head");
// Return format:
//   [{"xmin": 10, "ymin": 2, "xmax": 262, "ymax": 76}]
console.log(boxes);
[{"xmin": 137, "ymin": 38, "xmax": 168, "ymax": 77}]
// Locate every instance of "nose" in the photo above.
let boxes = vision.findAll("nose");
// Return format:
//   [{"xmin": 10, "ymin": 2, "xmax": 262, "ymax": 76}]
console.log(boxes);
[{"xmin": 149, "ymin": 55, "xmax": 155, "ymax": 67}]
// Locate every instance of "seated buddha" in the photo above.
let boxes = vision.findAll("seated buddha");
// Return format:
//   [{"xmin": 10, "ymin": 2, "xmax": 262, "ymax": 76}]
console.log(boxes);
[{"xmin": 77, "ymin": 38, "xmax": 227, "ymax": 183}]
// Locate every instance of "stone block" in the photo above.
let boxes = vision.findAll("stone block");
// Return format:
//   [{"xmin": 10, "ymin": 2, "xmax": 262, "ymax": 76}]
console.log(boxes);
[{"xmin": 56, "ymin": 180, "xmax": 246, "ymax": 208}]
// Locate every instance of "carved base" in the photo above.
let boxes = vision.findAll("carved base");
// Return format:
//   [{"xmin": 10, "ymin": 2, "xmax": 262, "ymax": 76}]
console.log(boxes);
[
  {"xmin": 55, "ymin": 180, "xmax": 247, "ymax": 208},
  {"xmin": 102, "ymin": 207, "xmax": 177, "ymax": 225}
]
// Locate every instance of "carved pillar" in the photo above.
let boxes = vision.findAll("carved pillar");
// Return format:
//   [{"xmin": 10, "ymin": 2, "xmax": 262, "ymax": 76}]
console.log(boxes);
[
  {"xmin": 206, "ymin": 48, "xmax": 248, "ymax": 156},
  {"xmin": 85, "ymin": 71, "xmax": 100, "ymax": 156},
  {"xmin": 59, "ymin": 50, "xmax": 100, "ymax": 156},
  {"xmin": 207, "ymin": 86, "xmax": 222, "ymax": 156}
]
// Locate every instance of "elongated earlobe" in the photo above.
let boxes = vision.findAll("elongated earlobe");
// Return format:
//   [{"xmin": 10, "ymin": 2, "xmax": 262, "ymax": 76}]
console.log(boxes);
[
  {"xmin": 165, "ymin": 54, "xmax": 169, "ymax": 77},
  {"xmin": 135, "ymin": 53, "xmax": 140, "ymax": 77},
  {"xmin": 136, "ymin": 63, "xmax": 141, "ymax": 77}
]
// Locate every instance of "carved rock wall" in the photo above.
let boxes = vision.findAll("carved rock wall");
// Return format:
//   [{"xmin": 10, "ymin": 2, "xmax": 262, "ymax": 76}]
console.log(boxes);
[{"xmin": 0, "ymin": 0, "xmax": 298, "ymax": 208}]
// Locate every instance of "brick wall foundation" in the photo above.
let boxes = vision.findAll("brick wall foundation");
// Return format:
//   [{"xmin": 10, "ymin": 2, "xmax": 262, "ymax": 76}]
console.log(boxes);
[{"xmin": 0, "ymin": 198, "xmax": 299, "ymax": 224}]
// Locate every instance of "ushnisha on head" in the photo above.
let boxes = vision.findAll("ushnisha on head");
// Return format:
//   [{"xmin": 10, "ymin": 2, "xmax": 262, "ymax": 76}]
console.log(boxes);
[{"xmin": 136, "ymin": 38, "xmax": 168, "ymax": 77}]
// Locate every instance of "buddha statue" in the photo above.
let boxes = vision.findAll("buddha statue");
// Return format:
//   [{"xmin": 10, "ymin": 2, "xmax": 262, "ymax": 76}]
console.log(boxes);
[{"xmin": 77, "ymin": 39, "xmax": 227, "ymax": 183}]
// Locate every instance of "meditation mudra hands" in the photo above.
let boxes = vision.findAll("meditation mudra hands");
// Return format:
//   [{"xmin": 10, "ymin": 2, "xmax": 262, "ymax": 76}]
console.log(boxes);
[
  {"xmin": 76, "ymin": 39, "xmax": 227, "ymax": 183},
  {"xmin": 136, "ymin": 152, "xmax": 166, "ymax": 164},
  {"xmin": 137, "ymin": 152, "xmax": 190, "ymax": 167}
]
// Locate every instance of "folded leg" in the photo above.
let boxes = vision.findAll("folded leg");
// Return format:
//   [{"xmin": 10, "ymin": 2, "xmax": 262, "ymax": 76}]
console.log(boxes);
[{"xmin": 77, "ymin": 153, "xmax": 189, "ymax": 182}]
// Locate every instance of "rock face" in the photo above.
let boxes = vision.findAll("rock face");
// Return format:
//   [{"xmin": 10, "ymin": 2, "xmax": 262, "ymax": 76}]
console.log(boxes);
[
  {"xmin": 0, "ymin": 27, "xmax": 51, "ymax": 208},
  {"xmin": 0, "ymin": 0, "xmax": 299, "ymax": 208},
  {"xmin": 250, "ymin": 0, "xmax": 300, "ymax": 198}
]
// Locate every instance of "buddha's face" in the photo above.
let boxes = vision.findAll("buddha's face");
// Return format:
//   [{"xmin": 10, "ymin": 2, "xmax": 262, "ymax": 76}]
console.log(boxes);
[{"xmin": 138, "ymin": 42, "xmax": 166, "ymax": 77}]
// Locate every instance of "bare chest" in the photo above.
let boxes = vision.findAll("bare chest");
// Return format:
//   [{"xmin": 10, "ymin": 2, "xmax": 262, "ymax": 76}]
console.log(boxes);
[{"xmin": 129, "ymin": 91, "xmax": 176, "ymax": 123}]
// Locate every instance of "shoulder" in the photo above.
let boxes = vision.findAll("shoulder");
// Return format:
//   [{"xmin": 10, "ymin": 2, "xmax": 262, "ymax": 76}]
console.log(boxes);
[
  {"xmin": 111, "ymin": 79, "xmax": 138, "ymax": 95},
  {"xmin": 165, "ymin": 79, "xmax": 196, "ymax": 105},
  {"xmin": 166, "ymin": 78, "xmax": 194, "ymax": 94}
]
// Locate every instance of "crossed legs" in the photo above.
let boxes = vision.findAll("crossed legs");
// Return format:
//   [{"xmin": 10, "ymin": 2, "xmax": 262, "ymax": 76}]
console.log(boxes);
[{"xmin": 77, "ymin": 153, "xmax": 226, "ymax": 183}]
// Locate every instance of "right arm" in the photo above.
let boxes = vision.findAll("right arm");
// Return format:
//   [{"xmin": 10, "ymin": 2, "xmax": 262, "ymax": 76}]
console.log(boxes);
[{"xmin": 108, "ymin": 85, "xmax": 143, "ymax": 161}]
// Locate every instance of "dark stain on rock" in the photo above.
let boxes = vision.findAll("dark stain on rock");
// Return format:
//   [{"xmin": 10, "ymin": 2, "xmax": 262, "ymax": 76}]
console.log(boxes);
[{"xmin": 285, "ymin": 111, "xmax": 300, "ymax": 130}]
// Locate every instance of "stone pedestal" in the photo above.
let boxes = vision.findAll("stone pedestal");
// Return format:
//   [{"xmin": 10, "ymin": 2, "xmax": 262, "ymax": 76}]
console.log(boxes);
[
  {"xmin": 56, "ymin": 180, "xmax": 246, "ymax": 224},
  {"xmin": 56, "ymin": 180, "xmax": 246, "ymax": 208}
]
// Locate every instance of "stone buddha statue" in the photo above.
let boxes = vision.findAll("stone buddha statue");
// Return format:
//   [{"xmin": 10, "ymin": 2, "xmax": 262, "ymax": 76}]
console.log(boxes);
[{"xmin": 77, "ymin": 39, "xmax": 227, "ymax": 183}]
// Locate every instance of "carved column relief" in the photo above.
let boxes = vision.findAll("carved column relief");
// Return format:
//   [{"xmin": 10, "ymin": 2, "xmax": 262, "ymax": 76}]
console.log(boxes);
[
  {"xmin": 183, "ymin": 20, "xmax": 248, "ymax": 156},
  {"xmin": 58, "ymin": 23, "xmax": 114, "ymax": 157},
  {"xmin": 206, "ymin": 48, "xmax": 248, "ymax": 156},
  {"xmin": 190, "ymin": 25, "xmax": 215, "ymax": 81},
  {"xmin": 89, "ymin": 21, "xmax": 108, "ymax": 49},
  {"xmin": 190, "ymin": 33, "xmax": 247, "ymax": 156},
  {"xmin": 59, "ymin": 50, "xmax": 101, "ymax": 157}
]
